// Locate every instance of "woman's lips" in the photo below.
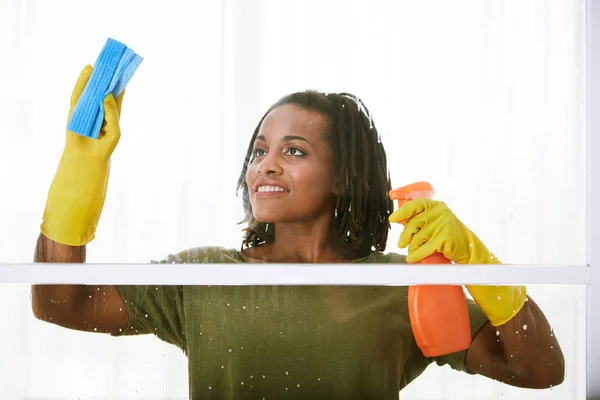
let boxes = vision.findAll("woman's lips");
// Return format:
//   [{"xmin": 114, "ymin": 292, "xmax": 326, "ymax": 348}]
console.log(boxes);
[{"xmin": 254, "ymin": 185, "xmax": 289, "ymax": 199}]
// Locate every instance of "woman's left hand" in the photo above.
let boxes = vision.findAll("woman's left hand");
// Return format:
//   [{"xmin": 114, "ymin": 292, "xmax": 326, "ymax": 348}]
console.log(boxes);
[{"xmin": 389, "ymin": 198, "xmax": 499, "ymax": 265}]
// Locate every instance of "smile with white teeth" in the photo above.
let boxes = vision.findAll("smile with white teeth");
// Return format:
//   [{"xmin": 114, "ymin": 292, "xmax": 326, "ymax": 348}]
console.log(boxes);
[{"xmin": 257, "ymin": 185, "xmax": 288, "ymax": 192}]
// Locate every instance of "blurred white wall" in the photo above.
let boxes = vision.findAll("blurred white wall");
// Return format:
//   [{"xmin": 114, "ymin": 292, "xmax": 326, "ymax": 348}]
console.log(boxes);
[{"xmin": 0, "ymin": 0, "xmax": 587, "ymax": 398}]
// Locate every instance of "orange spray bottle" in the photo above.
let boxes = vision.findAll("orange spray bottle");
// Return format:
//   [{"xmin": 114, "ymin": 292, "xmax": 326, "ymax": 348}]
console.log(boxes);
[{"xmin": 389, "ymin": 182, "xmax": 471, "ymax": 357}]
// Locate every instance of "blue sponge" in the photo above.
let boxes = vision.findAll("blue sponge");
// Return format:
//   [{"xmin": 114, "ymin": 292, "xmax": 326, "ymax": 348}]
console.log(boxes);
[{"xmin": 67, "ymin": 38, "xmax": 143, "ymax": 139}]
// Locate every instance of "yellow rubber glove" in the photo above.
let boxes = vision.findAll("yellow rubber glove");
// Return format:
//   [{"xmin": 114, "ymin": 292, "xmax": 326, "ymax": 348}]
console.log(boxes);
[
  {"xmin": 389, "ymin": 198, "xmax": 527, "ymax": 326},
  {"xmin": 40, "ymin": 65, "xmax": 123, "ymax": 246}
]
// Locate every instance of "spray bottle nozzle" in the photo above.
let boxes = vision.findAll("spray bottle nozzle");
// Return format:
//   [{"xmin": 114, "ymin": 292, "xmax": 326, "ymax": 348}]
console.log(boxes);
[{"xmin": 389, "ymin": 181, "xmax": 435, "ymax": 207}]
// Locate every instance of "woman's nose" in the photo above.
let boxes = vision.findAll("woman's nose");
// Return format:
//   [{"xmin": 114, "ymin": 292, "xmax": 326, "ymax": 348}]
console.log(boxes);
[{"xmin": 258, "ymin": 153, "xmax": 283, "ymax": 175}]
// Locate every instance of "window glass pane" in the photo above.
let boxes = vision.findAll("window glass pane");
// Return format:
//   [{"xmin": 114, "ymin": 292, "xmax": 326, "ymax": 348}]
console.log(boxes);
[
  {"xmin": 0, "ymin": 0, "xmax": 587, "ymax": 265},
  {"xmin": 2, "ymin": 283, "xmax": 585, "ymax": 399}
]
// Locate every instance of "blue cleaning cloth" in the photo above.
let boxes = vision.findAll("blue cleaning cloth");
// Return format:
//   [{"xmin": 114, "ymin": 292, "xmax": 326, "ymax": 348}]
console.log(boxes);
[{"xmin": 67, "ymin": 38, "xmax": 143, "ymax": 139}]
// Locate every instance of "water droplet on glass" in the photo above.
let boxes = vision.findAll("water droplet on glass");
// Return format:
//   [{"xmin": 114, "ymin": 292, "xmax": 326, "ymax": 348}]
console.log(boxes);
[
  {"xmin": 550, "ymin": 345, "xmax": 554, "ymax": 349},
  {"xmin": 221, "ymin": 365, "xmax": 224, "ymax": 369},
  {"xmin": 243, "ymin": 306, "xmax": 246, "ymax": 309},
  {"xmin": 209, "ymin": 386, "xmax": 212, "ymax": 390},
  {"xmin": 285, "ymin": 371, "xmax": 289, "ymax": 375},
  {"xmin": 523, "ymin": 324, "xmax": 528, "ymax": 330},
  {"xmin": 285, "ymin": 388, "xmax": 288, "ymax": 391},
  {"xmin": 262, "ymin": 375, "xmax": 266, "ymax": 378},
  {"xmin": 88, "ymin": 295, "xmax": 92, "ymax": 298},
  {"xmin": 93, "ymin": 328, "xmax": 97, "ymax": 332},
  {"xmin": 241, "ymin": 382, "xmax": 244, "ymax": 385},
  {"xmin": 297, "ymin": 384, "xmax": 300, "ymax": 387},
  {"xmin": 119, "ymin": 308, "xmax": 123, "ymax": 311},
  {"xmin": 229, "ymin": 349, "xmax": 232, "ymax": 352},
  {"xmin": 516, "ymin": 331, "xmax": 519, "ymax": 334},
  {"xmin": 496, "ymin": 330, "xmax": 500, "ymax": 336},
  {"xmin": 497, "ymin": 296, "xmax": 501, "ymax": 300},
  {"xmin": 227, "ymin": 303, "xmax": 230, "ymax": 307},
  {"xmin": 145, "ymin": 314, "xmax": 148, "ymax": 318}
]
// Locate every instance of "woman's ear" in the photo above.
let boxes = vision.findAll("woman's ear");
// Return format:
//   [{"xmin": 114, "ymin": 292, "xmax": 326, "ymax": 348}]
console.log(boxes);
[{"xmin": 332, "ymin": 180, "xmax": 341, "ymax": 196}]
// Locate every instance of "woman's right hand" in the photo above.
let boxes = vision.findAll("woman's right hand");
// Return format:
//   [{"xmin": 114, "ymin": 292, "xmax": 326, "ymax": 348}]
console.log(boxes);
[{"xmin": 40, "ymin": 65, "xmax": 124, "ymax": 246}]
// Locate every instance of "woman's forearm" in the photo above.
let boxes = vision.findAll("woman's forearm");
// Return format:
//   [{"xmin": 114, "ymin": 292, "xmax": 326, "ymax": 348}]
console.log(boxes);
[
  {"xmin": 34, "ymin": 233, "xmax": 86, "ymax": 263},
  {"xmin": 32, "ymin": 233, "xmax": 87, "ymax": 322},
  {"xmin": 496, "ymin": 297, "xmax": 565, "ymax": 386},
  {"xmin": 467, "ymin": 296, "xmax": 565, "ymax": 389}
]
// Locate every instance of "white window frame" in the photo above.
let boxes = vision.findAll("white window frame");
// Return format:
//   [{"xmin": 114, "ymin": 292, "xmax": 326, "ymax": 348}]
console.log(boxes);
[
  {"xmin": 0, "ymin": 0, "xmax": 597, "ymax": 398},
  {"xmin": 586, "ymin": 0, "xmax": 599, "ymax": 397}
]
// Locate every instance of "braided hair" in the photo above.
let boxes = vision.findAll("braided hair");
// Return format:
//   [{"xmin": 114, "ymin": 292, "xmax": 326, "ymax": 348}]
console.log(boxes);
[{"xmin": 236, "ymin": 91, "xmax": 393, "ymax": 259}]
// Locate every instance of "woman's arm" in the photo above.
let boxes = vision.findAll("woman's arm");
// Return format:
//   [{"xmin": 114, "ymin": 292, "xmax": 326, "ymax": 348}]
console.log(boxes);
[
  {"xmin": 465, "ymin": 296, "xmax": 565, "ymax": 388},
  {"xmin": 31, "ymin": 65, "xmax": 127, "ymax": 333},
  {"xmin": 31, "ymin": 234, "xmax": 127, "ymax": 334},
  {"xmin": 389, "ymin": 199, "xmax": 565, "ymax": 388},
  {"xmin": 34, "ymin": 232, "xmax": 86, "ymax": 263}
]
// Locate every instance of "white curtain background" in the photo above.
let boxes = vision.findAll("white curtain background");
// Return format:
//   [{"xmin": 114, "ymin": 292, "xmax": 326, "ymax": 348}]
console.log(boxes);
[{"xmin": 0, "ymin": 0, "xmax": 587, "ymax": 399}]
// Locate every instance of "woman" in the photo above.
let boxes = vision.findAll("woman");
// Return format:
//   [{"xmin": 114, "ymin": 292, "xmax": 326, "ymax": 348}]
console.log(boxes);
[{"xmin": 33, "ymin": 65, "xmax": 565, "ymax": 399}]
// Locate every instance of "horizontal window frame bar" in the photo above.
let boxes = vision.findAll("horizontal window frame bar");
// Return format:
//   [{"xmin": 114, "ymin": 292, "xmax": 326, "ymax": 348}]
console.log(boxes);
[{"xmin": 0, "ymin": 263, "xmax": 590, "ymax": 285}]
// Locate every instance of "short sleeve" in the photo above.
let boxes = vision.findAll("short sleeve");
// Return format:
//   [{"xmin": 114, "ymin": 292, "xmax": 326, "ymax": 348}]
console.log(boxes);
[
  {"xmin": 432, "ymin": 298, "xmax": 489, "ymax": 374},
  {"xmin": 111, "ymin": 285, "xmax": 186, "ymax": 352},
  {"xmin": 109, "ymin": 246, "xmax": 243, "ymax": 351},
  {"xmin": 110, "ymin": 252, "xmax": 188, "ymax": 350}
]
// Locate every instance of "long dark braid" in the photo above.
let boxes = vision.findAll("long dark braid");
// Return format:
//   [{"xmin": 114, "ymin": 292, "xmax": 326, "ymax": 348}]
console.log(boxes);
[{"xmin": 236, "ymin": 91, "xmax": 393, "ymax": 259}]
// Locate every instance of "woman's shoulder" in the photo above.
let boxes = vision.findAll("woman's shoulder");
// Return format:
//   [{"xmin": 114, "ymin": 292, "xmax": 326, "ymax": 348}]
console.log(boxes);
[
  {"xmin": 354, "ymin": 250, "xmax": 407, "ymax": 264},
  {"xmin": 157, "ymin": 246, "xmax": 245, "ymax": 264}
]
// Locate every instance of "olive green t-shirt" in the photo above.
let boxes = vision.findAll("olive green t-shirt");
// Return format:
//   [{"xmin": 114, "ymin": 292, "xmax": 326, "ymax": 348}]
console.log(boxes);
[{"xmin": 113, "ymin": 246, "xmax": 488, "ymax": 400}]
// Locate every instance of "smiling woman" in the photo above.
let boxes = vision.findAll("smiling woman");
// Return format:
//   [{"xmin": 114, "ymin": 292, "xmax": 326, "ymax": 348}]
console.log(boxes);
[
  {"xmin": 238, "ymin": 91, "xmax": 393, "ymax": 262},
  {"xmin": 32, "ymin": 75, "xmax": 564, "ymax": 399},
  {"xmin": 244, "ymin": 104, "xmax": 339, "ymax": 248}
]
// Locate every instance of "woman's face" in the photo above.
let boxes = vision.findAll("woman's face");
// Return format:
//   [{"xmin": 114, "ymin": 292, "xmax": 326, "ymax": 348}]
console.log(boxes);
[{"xmin": 245, "ymin": 104, "xmax": 337, "ymax": 224}]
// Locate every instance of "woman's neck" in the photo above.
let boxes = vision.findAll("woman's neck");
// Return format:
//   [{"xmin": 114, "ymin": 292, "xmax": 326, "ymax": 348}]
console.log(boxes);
[{"xmin": 243, "ymin": 219, "xmax": 348, "ymax": 263}]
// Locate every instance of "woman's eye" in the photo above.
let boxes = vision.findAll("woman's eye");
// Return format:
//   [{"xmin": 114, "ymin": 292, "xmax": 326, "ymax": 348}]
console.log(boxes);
[
  {"xmin": 253, "ymin": 148, "xmax": 266, "ymax": 157},
  {"xmin": 286, "ymin": 148, "xmax": 305, "ymax": 156}
]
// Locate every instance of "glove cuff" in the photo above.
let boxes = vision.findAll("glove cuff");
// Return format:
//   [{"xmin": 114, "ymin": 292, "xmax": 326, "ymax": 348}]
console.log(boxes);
[
  {"xmin": 40, "ymin": 153, "xmax": 110, "ymax": 246},
  {"xmin": 466, "ymin": 284, "xmax": 528, "ymax": 326}
]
